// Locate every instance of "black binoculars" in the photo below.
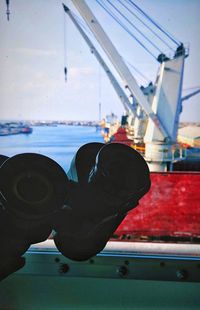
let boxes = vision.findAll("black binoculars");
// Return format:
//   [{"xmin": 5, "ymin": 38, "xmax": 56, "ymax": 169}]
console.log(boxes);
[
  {"xmin": 0, "ymin": 153, "xmax": 68, "ymax": 260},
  {"xmin": 0, "ymin": 142, "xmax": 150, "ymax": 276}
]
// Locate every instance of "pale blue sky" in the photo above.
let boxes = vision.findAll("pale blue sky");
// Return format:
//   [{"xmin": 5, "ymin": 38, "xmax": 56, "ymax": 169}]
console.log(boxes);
[{"xmin": 0, "ymin": 0, "xmax": 200, "ymax": 122}]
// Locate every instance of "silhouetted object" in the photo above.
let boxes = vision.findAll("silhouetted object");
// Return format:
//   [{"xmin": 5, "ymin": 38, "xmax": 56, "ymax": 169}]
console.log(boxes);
[
  {"xmin": 0, "ymin": 153, "xmax": 69, "ymax": 250},
  {"xmin": 0, "ymin": 155, "xmax": 29, "ymax": 263},
  {"xmin": 0, "ymin": 145, "xmax": 150, "ymax": 269},
  {"xmin": 53, "ymin": 142, "xmax": 151, "ymax": 261},
  {"xmin": 0, "ymin": 153, "xmax": 68, "ymax": 219},
  {"xmin": 67, "ymin": 142, "xmax": 104, "ymax": 183},
  {"xmin": 64, "ymin": 66, "xmax": 68, "ymax": 82},
  {"xmin": 157, "ymin": 53, "xmax": 170, "ymax": 63},
  {"xmin": 5, "ymin": 0, "xmax": 10, "ymax": 21},
  {"xmin": 0, "ymin": 257, "xmax": 25, "ymax": 282},
  {"xmin": 121, "ymin": 115, "xmax": 128, "ymax": 126},
  {"xmin": 0, "ymin": 190, "xmax": 30, "ymax": 256},
  {"xmin": 0, "ymin": 155, "xmax": 9, "ymax": 166},
  {"xmin": 174, "ymin": 43, "xmax": 185, "ymax": 58}
]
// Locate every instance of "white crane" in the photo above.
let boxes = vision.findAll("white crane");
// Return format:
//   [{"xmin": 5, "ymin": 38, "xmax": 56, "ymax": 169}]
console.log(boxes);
[
  {"xmin": 63, "ymin": 4, "xmax": 137, "ymax": 118},
  {"xmin": 69, "ymin": 0, "xmax": 188, "ymax": 171},
  {"xmin": 69, "ymin": 0, "xmax": 169, "ymax": 140}
]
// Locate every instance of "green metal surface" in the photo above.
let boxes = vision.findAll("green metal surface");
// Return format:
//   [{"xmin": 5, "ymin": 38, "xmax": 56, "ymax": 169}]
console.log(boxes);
[
  {"xmin": 1, "ymin": 274, "xmax": 200, "ymax": 310},
  {"xmin": 0, "ymin": 243, "xmax": 200, "ymax": 309}
]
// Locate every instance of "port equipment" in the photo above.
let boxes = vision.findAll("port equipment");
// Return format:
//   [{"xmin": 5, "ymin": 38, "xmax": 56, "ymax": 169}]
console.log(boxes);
[
  {"xmin": 63, "ymin": 4, "xmax": 137, "ymax": 118},
  {"xmin": 69, "ymin": 0, "xmax": 189, "ymax": 171}
]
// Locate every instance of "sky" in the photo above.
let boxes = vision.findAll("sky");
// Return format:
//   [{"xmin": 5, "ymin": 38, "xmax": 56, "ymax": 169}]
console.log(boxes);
[{"xmin": 0, "ymin": 0, "xmax": 200, "ymax": 122}]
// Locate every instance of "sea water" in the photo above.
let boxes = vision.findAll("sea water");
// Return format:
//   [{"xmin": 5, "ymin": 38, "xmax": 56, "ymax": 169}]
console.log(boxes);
[{"xmin": 0, "ymin": 125, "xmax": 103, "ymax": 172}]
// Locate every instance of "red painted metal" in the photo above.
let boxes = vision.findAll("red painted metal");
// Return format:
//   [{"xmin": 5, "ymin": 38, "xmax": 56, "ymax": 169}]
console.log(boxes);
[
  {"xmin": 115, "ymin": 172, "xmax": 200, "ymax": 239},
  {"xmin": 111, "ymin": 127, "xmax": 133, "ymax": 146}
]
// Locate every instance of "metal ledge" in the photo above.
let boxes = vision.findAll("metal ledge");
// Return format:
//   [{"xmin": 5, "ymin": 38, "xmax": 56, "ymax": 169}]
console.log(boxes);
[
  {"xmin": 30, "ymin": 239, "xmax": 200, "ymax": 258},
  {"xmin": 16, "ymin": 240, "xmax": 200, "ymax": 282}
]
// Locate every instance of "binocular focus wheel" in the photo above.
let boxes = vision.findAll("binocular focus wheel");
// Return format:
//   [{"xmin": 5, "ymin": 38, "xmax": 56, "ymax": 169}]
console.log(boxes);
[{"xmin": 0, "ymin": 153, "xmax": 69, "ymax": 219}]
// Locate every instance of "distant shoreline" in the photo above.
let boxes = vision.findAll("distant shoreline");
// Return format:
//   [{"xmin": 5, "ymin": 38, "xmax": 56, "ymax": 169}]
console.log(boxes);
[
  {"xmin": 0, "ymin": 120, "xmax": 199, "ymax": 128},
  {"xmin": 0, "ymin": 120, "xmax": 100, "ymax": 127}
]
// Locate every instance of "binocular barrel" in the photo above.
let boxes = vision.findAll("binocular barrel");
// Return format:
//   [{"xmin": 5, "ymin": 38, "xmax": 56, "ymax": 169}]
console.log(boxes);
[
  {"xmin": 0, "ymin": 143, "xmax": 151, "ymax": 265},
  {"xmin": 54, "ymin": 142, "xmax": 151, "ymax": 261},
  {"xmin": 0, "ymin": 153, "xmax": 68, "ymax": 219},
  {"xmin": 0, "ymin": 155, "xmax": 9, "ymax": 167},
  {"xmin": 67, "ymin": 142, "xmax": 104, "ymax": 183},
  {"xmin": 0, "ymin": 155, "xmax": 29, "ymax": 260},
  {"xmin": 0, "ymin": 153, "xmax": 69, "ymax": 259}
]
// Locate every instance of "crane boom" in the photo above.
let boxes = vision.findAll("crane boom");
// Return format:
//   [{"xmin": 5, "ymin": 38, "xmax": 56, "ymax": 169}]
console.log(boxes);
[
  {"xmin": 70, "ymin": 0, "xmax": 169, "ymax": 139},
  {"xmin": 63, "ymin": 4, "xmax": 136, "ymax": 116},
  {"xmin": 181, "ymin": 89, "xmax": 200, "ymax": 102}
]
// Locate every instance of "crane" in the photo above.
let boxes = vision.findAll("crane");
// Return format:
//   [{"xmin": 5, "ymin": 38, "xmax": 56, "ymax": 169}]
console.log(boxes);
[
  {"xmin": 69, "ymin": 0, "xmax": 169, "ymax": 142},
  {"xmin": 63, "ymin": 4, "xmax": 137, "ymax": 118},
  {"xmin": 69, "ymin": 0, "xmax": 188, "ymax": 171}
]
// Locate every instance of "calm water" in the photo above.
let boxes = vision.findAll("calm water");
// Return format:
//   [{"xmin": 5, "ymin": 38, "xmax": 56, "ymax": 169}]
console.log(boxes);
[{"xmin": 0, "ymin": 125, "xmax": 104, "ymax": 172}]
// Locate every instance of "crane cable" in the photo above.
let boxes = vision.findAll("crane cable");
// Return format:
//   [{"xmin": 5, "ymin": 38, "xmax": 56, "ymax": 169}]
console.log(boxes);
[
  {"xmin": 73, "ymin": 11, "xmax": 150, "ymax": 85},
  {"xmin": 127, "ymin": 0, "xmax": 181, "ymax": 46},
  {"xmin": 96, "ymin": 0, "xmax": 158, "ymax": 60},
  {"xmin": 125, "ymin": 60, "xmax": 151, "ymax": 84},
  {"xmin": 105, "ymin": 0, "xmax": 163, "ymax": 54},
  {"xmin": 117, "ymin": 0, "xmax": 175, "ymax": 52}
]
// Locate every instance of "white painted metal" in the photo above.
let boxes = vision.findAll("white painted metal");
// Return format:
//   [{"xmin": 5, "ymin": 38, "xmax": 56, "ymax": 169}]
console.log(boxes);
[
  {"xmin": 144, "ymin": 55, "xmax": 185, "ymax": 144},
  {"xmin": 70, "ymin": 0, "xmax": 168, "ymax": 139},
  {"xmin": 31, "ymin": 239, "xmax": 200, "ymax": 257},
  {"xmin": 133, "ymin": 106, "xmax": 147, "ymax": 143},
  {"xmin": 70, "ymin": 0, "xmax": 189, "ymax": 172},
  {"xmin": 63, "ymin": 4, "xmax": 137, "ymax": 117},
  {"xmin": 144, "ymin": 54, "xmax": 186, "ymax": 170}
]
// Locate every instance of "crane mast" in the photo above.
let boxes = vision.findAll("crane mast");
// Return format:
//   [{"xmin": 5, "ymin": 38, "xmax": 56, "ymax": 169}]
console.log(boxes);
[{"xmin": 144, "ymin": 50, "xmax": 186, "ymax": 171}]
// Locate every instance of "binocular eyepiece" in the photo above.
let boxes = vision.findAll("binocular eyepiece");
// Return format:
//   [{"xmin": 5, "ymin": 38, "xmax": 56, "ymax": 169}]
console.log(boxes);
[
  {"xmin": 0, "ymin": 142, "xmax": 151, "ymax": 266},
  {"xmin": 0, "ymin": 153, "xmax": 68, "ymax": 219},
  {"xmin": 0, "ymin": 153, "xmax": 69, "ymax": 260}
]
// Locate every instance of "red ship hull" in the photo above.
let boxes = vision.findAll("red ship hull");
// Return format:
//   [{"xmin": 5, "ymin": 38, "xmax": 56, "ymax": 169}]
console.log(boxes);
[{"xmin": 115, "ymin": 172, "xmax": 200, "ymax": 240}]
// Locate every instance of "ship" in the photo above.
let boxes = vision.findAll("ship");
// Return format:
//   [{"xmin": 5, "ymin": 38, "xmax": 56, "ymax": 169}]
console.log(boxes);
[
  {"xmin": 63, "ymin": 0, "xmax": 200, "ymax": 241},
  {"xmin": 0, "ymin": 1, "xmax": 200, "ymax": 308},
  {"xmin": 0, "ymin": 122, "xmax": 33, "ymax": 136}
]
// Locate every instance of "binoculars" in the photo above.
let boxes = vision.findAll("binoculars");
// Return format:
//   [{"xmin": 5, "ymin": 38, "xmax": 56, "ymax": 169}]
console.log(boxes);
[
  {"xmin": 0, "ymin": 153, "xmax": 68, "ymax": 261},
  {"xmin": 0, "ymin": 142, "xmax": 150, "ymax": 275}
]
